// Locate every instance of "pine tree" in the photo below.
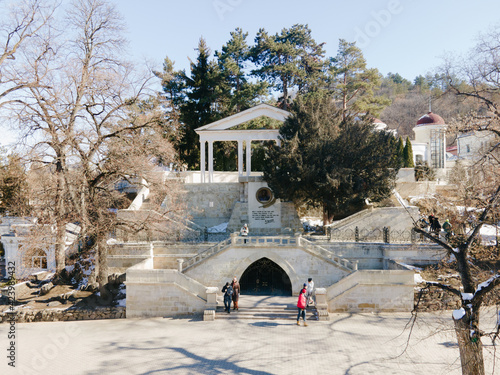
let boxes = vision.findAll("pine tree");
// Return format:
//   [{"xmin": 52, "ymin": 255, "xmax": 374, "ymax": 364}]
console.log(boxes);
[
  {"xmin": 216, "ymin": 28, "xmax": 267, "ymax": 114},
  {"xmin": 251, "ymin": 24, "xmax": 326, "ymax": 110},
  {"xmin": 329, "ymin": 39, "xmax": 390, "ymax": 119},
  {"xmin": 403, "ymin": 136, "xmax": 415, "ymax": 167}
]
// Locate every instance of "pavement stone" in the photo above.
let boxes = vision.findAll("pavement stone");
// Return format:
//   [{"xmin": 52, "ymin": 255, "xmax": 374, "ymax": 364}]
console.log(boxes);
[{"xmin": 0, "ymin": 299, "xmax": 498, "ymax": 375}]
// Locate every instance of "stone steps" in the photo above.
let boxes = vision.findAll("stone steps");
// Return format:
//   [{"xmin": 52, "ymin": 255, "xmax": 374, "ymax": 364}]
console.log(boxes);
[{"xmin": 214, "ymin": 305, "xmax": 319, "ymax": 321}]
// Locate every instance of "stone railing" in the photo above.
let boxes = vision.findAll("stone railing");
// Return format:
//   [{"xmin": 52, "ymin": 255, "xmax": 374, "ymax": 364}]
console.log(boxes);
[
  {"xmin": 182, "ymin": 237, "xmax": 233, "ymax": 272},
  {"xmin": 328, "ymin": 227, "xmax": 434, "ymax": 244},
  {"xmin": 299, "ymin": 237, "xmax": 357, "ymax": 271},
  {"xmin": 231, "ymin": 235, "xmax": 299, "ymax": 246}
]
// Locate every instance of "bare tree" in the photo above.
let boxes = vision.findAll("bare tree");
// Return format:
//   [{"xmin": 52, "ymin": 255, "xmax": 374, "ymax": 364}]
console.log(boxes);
[
  {"xmin": 7, "ymin": 0, "xmax": 185, "ymax": 296},
  {"xmin": 0, "ymin": 0, "xmax": 55, "ymax": 109},
  {"xmin": 410, "ymin": 27, "xmax": 500, "ymax": 374}
]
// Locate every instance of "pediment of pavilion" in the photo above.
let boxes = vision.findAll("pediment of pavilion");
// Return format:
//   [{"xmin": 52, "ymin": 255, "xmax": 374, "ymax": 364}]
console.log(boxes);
[{"xmin": 195, "ymin": 103, "xmax": 290, "ymax": 134}]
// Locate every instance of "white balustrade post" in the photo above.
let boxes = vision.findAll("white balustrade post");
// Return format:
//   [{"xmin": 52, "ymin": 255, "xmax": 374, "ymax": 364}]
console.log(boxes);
[{"xmin": 177, "ymin": 258, "xmax": 184, "ymax": 272}]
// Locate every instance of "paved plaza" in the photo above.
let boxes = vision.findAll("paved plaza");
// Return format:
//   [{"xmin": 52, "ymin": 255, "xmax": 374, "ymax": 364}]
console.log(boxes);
[{"xmin": 1, "ymin": 299, "xmax": 498, "ymax": 375}]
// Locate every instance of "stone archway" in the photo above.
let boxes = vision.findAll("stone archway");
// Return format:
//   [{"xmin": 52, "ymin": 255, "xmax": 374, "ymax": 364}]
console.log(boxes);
[{"xmin": 239, "ymin": 257, "xmax": 292, "ymax": 296}]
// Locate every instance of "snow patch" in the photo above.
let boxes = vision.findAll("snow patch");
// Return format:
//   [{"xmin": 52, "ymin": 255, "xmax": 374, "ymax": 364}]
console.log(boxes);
[
  {"xmin": 475, "ymin": 274, "xmax": 500, "ymax": 294},
  {"xmin": 461, "ymin": 293, "xmax": 473, "ymax": 301},
  {"xmin": 65, "ymin": 265, "xmax": 75, "ymax": 273},
  {"xmin": 452, "ymin": 308, "xmax": 465, "ymax": 320},
  {"xmin": 207, "ymin": 222, "xmax": 228, "ymax": 233},
  {"xmin": 414, "ymin": 274, "xmax": 425, "ymax": 283},
  {"xmin": 116, "ymin": 298, "xmax": 126, "ymax": 307}
]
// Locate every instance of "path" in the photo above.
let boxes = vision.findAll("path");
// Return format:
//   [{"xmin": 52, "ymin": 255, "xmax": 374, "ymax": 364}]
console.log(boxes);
[{"xmin": 1, "ymin": 304, "xmax": 498, "ymax": 375}]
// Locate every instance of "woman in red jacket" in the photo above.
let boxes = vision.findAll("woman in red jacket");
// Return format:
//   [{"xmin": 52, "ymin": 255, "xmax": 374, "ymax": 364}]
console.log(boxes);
[{"xmin": 297, "ymin": 284, "xmax": 308, "ymax": 326}]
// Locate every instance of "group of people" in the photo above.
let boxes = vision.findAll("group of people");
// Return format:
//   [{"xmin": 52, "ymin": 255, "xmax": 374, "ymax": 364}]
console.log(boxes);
[
  {"xmin": 222, "ymin": 277, "xmax": 240, "ymax": 313},
  {"xmin": 420, "ymin": 214, "xmax": 453, "ymax": 240},
  {"xmin": 296, "ymin": 278, "xmax": 314, "ymax": 326}
]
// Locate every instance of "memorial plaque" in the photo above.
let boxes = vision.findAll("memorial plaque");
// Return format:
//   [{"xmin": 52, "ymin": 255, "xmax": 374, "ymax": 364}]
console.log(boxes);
[{"xmin": 248, "ymin": 182, "xmax": 281, "ymax": 229}]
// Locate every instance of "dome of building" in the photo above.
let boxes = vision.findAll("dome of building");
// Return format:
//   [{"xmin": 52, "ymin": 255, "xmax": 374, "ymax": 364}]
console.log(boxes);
[
  {"xmin": 371, "ymin": 118, "xmax": 387, "ymax": 130},
  {"xmin": 416, "ymin": 112, "xmax": 445, "ymax": 126}
]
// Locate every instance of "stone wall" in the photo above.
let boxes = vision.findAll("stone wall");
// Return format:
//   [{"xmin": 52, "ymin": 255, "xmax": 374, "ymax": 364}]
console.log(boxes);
[
  {"xmin": 327, "ymin": 270, "xmax": 415, "ymax": 312},
  {"xmin": 126, "ymin": 263, "xmax": 208, "ymax": 318},
  {"xmin": 184, "ymin": 183, "xmax": 241, "ymax": 228},
  {"xmin": 321, "ymin": 242, "xmax": 445, "ymax": 270},
  {"xmin": 0, "ymin": 307, "xmax": 125, "ymax": 323}
]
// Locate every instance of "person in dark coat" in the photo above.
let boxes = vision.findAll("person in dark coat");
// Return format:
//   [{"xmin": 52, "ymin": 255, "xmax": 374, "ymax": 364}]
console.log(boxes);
[
  {"xmin": 231, "ymin": 277, "xmax": 240, "ymax": 311},
  {"xmin": 222, "ymin": 282, "xmax": 233, "ymax": 314},
  {"xmin": 433, "ymin": 217, "xmax": 441, "ymax": 236}
]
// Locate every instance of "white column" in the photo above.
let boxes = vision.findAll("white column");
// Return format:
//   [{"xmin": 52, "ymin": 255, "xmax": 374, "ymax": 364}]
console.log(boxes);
[
  {"xmin": 237, "ymin": 140, "xmax": 243, "ymax": 176},
  {"xmin": 200, "ymin": 140, "xmax": 206, "ymax": 183},
  {"xmin": 245, "ymin": 139, "xmax": 251, "ymax": 176},
  {"xmin": 208, "ymin": 141, "xmax": 214, "ymax": 183}
]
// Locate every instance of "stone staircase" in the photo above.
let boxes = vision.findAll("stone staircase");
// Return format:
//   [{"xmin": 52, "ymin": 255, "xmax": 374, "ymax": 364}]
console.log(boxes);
[{"xmin": 213, "ymin": 295, "xmax": 321, "ymax": 321}]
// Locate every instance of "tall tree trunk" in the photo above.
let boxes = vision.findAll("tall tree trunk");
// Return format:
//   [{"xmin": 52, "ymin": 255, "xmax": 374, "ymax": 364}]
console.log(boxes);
[
  {"xmin": 323, "ymin": 204, "xmax": 334, "ymax": 226},
  {"xmin": 54, "ymin": 160, "xmax": 66, "ymax": 273},
  {"xmin": 97, "ymin": 236, "xmax": 109, "ymax": 300},
  {"xmin": 454, "ymin": 316, "xmax": 485, "ymax": 375}
]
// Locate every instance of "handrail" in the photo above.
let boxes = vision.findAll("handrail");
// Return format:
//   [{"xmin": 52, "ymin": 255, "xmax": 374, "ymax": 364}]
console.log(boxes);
[
  {"xmin": 299, "ymin": 237, "xmax": 357, "ymax": 271},
  {"xmin": 182, "ymin": 237, "xmax": 233, "ymax": 271}
]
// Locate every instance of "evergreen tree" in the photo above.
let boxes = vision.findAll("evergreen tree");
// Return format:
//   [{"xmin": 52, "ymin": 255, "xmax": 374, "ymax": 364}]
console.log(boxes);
[
  {"xmin": 329, "ymin": 39, "xmax": 390, "ymax": 119},
  {"xmin": 403, "ymin": 136, "xmax": 415, "ymax": 167},
  {"xmin": 178, "ymin": 38, "xmax": 224, "ymax": 170},
  {"xmin": 262, "ymin": 93, "xmax": 399, "ymax": 223},
  {"xmin": 251, "ymin": 24, "xmax": 326, "ymax": 110},
  {"xmin": 395, "ymin": 136, "xmax": 404, "ymax": 168},
  {"xmin": 414, "ymin": 161, "xmax": 435, "ymax": 181},
  {"xmin": 0, "ymin": 152, "xmax": 30, "ymax": 216},
  {"xmin": 215, "ymin": 28, "xmax": 267, "ymax": 114}
]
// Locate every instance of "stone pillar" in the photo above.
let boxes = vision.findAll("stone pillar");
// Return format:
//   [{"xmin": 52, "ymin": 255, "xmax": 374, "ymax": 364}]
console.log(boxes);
[
  {"xmin": 177, "ymin": 259, "xmax": 184, "ymax": 273},
  {"xmin": 245, "ymin": 139, "xmax": 251, "ymax": 176},
  {"xmin": 237, "ymin": 140, "xmax": 243, "ymax": 176},
  {"xmin": 200, "ymin": 140, "xmax": 206, "ymax": 183},
  {"xmin": 205, "ymin": 287, "xmax": 218, "ymax": 310},
  {"xmin": 208, "ymin": 141, "xmax": 214, "ymax": 183},
  {"xmin": 314, "ymin": 288, "xmax": 330, "ymax": 320}
]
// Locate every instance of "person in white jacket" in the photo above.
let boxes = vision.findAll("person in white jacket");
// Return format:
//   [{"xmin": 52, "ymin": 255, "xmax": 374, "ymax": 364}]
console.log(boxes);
[{"xmin": 306, "ymin": 278, "xmax": 314, "ymax": 306}]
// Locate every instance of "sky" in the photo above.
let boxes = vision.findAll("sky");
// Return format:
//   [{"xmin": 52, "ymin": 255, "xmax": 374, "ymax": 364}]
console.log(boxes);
[
  {"xmin": 112, "ymin": 0, "xmax": 500, "ymax": 80},
  {"xmin": 2, "ymin": 0, "xmax": 500, "ymax": 148}
]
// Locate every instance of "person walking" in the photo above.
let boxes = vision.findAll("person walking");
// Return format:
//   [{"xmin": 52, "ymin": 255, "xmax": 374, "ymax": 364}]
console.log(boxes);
[
  {"xmin": 296, "ymin": 284, "xmax": 308, "ymax": 326},
  {"xmin": 222, "ymin": 282, "xmax": 233, "ymax": 314},
  {"xmin": 306, "ymin": 278, "xmax": 314, "ymax": 306},
  {"xmin": 429, "ymin": 214, "xmax": 435, "ymax": 233},
  {"xmin": 231, "ymin": 277, "xmax": 240, "ymax": 311},
  {"xmin": 433, "ymin": 217, "xmax": 441, "ymax": 236}
]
